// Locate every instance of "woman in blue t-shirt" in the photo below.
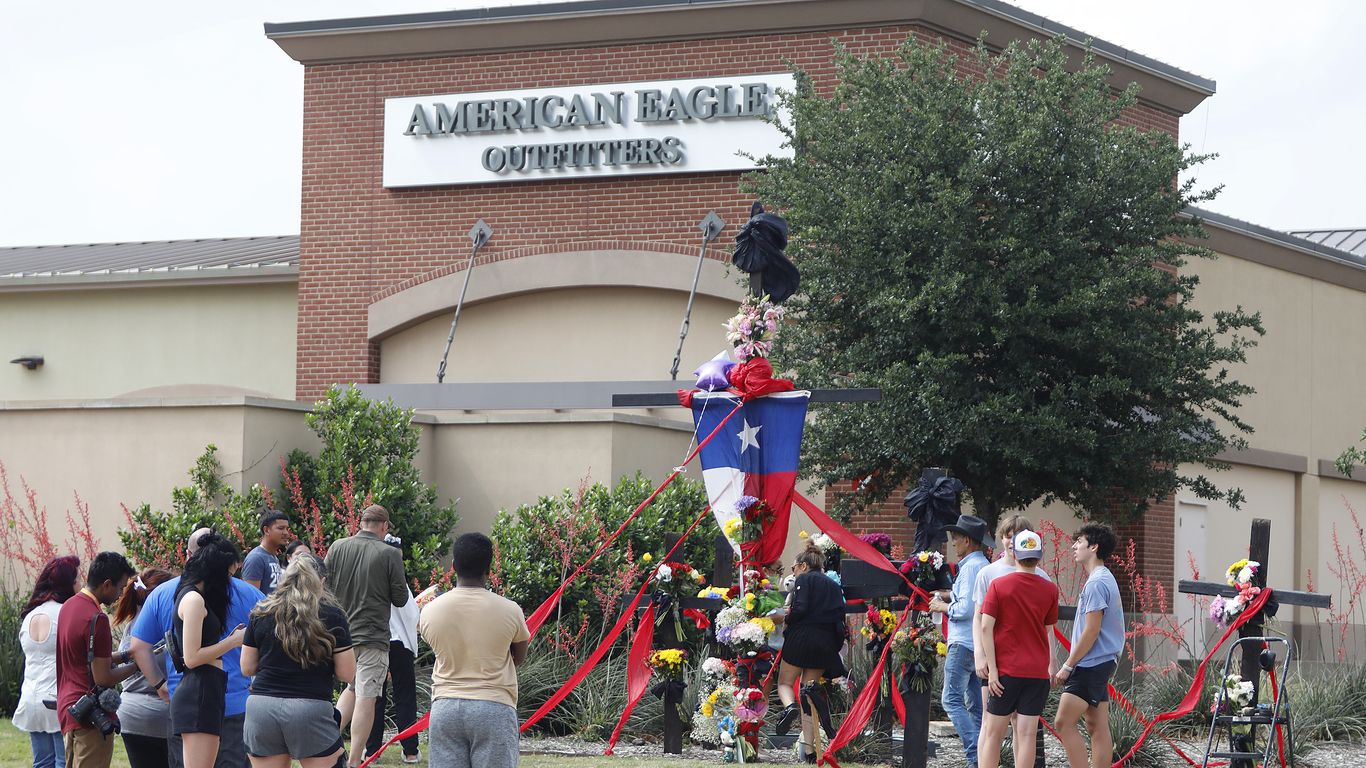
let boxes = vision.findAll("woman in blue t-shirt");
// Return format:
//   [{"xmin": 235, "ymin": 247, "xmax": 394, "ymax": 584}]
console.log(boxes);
[{"xmin": 240, "ymin": 556, "xmax": 356, "ymax": 768}]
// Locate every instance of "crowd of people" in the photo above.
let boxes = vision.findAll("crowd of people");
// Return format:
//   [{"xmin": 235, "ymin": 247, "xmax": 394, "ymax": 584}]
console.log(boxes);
[
  {"xmin": 13, "ymin": 499, "xmax": 1121, "ymax": 768},
  {"xmin": 13, "ymin": 505, "xmax": 528, "ymax": 768}
]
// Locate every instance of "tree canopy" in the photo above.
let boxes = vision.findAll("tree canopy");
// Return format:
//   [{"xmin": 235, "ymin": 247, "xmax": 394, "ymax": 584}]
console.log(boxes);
[{"xmin": 744, "ymin": 36, "xmax": 1263, "ymax": 523}]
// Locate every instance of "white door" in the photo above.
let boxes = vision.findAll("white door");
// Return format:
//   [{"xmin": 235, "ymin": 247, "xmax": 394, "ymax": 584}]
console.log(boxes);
[{"xmin": 1176, "ymin": 500, "xmax": 1209, "ymax": 659}]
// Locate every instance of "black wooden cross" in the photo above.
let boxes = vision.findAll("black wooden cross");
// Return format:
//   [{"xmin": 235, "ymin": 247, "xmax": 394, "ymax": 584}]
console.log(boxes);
[{"xmin": 1177, "ymin": 519, "xmax": 1330, "ymax": 701}]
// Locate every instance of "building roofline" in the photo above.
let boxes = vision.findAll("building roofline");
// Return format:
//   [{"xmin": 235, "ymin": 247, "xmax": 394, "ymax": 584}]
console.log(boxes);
[
  {"xmin": 1186, "ymin": 207, "xmax": 1366, "ymax": 271},
  {"xmin": 1184, "ymin": 206, "xmax": 1366, "ymax": 294},
  {"xmin": 264, "ymin": 0, "xmax": 1213, "ymax": 114}
]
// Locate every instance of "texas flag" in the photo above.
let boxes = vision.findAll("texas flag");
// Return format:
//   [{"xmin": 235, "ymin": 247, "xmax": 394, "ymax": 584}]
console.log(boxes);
[{"xmin": 690, "ymin": 390, "xmax": 810, "ymax": 566}]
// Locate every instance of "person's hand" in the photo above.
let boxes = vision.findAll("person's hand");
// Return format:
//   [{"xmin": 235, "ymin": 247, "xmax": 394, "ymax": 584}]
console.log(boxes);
[
  {"xmin": 928, "ymin": 597, "xmax": 949, "ymax": 613},
  {"xmin": 988, "ymin": 671, "xmax": 1004, "ymax": 697},
  {"xmin": 229, "ymin": 624, "xmax": 247, "ymax": 647},
  {"xmin": 1053, "ymin": 666, "xmax": 1072, "ymax": 688},
  {"xmin": 975, "ymin": 653, "xmax": 989, "ymax": 680},
  {"xmin": 156, "ymin": 685, "xmax": 170, "ymax": 704}
]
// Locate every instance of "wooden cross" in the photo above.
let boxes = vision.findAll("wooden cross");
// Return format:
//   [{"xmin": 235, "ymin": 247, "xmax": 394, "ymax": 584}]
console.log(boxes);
[{"xmin": 1177, "ymin": 519, "xmax": 1330, "ymax": 701}]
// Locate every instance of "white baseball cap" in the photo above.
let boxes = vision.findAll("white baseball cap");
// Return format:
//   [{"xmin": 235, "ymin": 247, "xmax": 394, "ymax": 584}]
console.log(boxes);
[{"xmin": 1013, "ymin": 529, "xmax": 1043, "ymax": 559}]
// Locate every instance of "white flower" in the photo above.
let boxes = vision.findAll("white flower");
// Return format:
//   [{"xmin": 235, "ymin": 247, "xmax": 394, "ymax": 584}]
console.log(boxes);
[
  {"xmin": 728, "ymin": 621, "xmax": 768, "ymax": 646},
  {"xmin": 702, "ymin": 657, "xmax": 730, "ymax": 677},
  {"xmin": 716, "ymin": 605, "xmax": 749, "ymax": 629},
  {"xmin": 811, "ymin": 533, "xmax": 837, "ymax": 552},
  {"xmin": 1237, "ymin": 565, "xmax": 1255, "ymax": 584},
  {"xmin": 655, "ymin": 564, "xmax": 673, "ymax": 583}
]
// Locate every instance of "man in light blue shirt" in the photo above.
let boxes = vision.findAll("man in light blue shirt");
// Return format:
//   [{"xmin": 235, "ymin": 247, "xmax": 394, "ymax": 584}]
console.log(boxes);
[
  {"xmin": 127, "ymin": 528, "xmax": 265, "ymax": 768},
  {"xmin": 929, "ymin": 514, "xmax": 993, "ymax": 767},
  {"xmin": 1052, "ymin": 522, "xmax": 1125, "ymax": 768}
]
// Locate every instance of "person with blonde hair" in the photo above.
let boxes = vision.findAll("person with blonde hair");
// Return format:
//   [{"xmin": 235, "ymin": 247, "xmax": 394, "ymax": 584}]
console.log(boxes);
[{"xmin": 241, "ymin": 556, "xmax": 356, "ymax": 768}]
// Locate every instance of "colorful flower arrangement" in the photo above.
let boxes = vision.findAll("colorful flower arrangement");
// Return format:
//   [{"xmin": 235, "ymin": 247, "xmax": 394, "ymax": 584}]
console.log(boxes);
[
  {"xmin": 651, "ymin": 560, "xmax": 707, "ymax": 600},
  {"xmin": 724, "ymin": 293, "xmax": 784, "ymax": 361},
  {"xmin": 729, "ymin": 496, "xmax": 776, "ymax": 552},
  {"xmin": 889, "ymin": 613, "xmax": 947, "ymax": 692},
  {"xmin": 860, "ymin": 605, "xmax": 898, "ymax": 650},
  {"xmin": 1209, "ymin": 558, "xmax": 1262, "ymax": 628},
  {"xmin": 648, "ymin": 648, "xmax": 689, "ymax": 681},
  {"xmin": 899, "ymin": 549, "xmax": 952, "ymax": 595}
]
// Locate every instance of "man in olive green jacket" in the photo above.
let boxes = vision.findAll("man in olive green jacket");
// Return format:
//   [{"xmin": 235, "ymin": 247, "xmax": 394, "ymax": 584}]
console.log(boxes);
[{"xmin": 326, "ymin": 505, "xmax": 408, "ymax": 767}]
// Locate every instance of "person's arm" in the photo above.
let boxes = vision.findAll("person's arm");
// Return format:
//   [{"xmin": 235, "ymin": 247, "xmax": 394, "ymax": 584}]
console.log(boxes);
[
  {"xmin": 128, "ymin": 637, "xmax": 169, "ymax": 702},
  {"xmin": 239, "ymin": 645, "xmax": 259, "ymax": 677},
  {"xmin": 972, "ymin": 605, "xmax": 988, "ymax": 678},
  {"xmin": 1055, "ymin": 611, "xmax": 1103, "ymax": 685},
  {"xmin": 787, "ymin": 575, "xmax": 810, "ymax": 623},
  {"xmin": 90, "ymin": 618, "xmax": 136, "ymax": 686},
  {"xmin": 388, "ymin": 549, "xmax": 409, "ymax": 608},
  {"xmin": 333, "ymin": 647, "xmax": 357, "ymax": 684},
  {"xmin": 179, "ymin": 592, "xmax": 245, "ymax": 668},
  {"xmin": 980, "ymin": 613, "xmax": 1003, "ymax": 696},
  {"xmin": 510, "ymin": 640, "xmax": 529, "ymax": 667}
]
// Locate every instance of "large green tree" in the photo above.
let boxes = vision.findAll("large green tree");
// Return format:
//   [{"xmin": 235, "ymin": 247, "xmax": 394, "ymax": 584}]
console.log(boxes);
[{"xmin": 744, "ymin": 37, "xmax": 1263, "ymax": 523}]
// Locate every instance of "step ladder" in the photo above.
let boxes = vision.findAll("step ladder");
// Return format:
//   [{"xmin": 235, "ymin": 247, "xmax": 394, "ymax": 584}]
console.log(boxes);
[{"xmin": 1201, "ymin": 636, "xmax": 1296, "ymax": 768}]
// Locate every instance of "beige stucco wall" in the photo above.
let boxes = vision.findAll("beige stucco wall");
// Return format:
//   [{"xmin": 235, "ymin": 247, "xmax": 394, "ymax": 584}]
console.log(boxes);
[
  {"xmin": 0, "ymin": 282, "xmax": 297, "ymax": 401},
  {"xmin": 379, "ymin": 286, "xmax": 739, "ymax": 384},
  {"xmin": 1184, "ymin": 251, "xmax": 1366, "ymax": 464},
  {"xmin": 0, "ymin": 398, "xmax": 315, "ymax": 585}
]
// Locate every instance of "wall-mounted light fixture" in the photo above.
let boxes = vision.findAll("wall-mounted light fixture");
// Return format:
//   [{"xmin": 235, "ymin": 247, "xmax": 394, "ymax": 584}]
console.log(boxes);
[{"xmin": 10, "ymin": 356, "xmax": 43, "ymax": 370}]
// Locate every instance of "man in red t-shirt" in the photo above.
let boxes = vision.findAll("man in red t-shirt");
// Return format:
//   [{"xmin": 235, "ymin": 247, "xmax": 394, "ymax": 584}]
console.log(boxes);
[
  {"xmin": 979, "ymin": 530, "xmax": 1059, "ymax": 768},
  {"xmin": 56, "ymin": 552, "xmax": 138, "ymax": 768}
]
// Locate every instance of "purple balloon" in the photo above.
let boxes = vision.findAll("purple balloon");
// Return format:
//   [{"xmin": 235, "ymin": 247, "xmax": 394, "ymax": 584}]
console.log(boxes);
[{"xmin": 693, "ymin": 354, "xmax": 736, "ymax": 391}]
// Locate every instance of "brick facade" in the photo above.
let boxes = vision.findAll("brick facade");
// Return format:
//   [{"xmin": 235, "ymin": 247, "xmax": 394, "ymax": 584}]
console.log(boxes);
[
  {"xmin": 294, "ymin": 18, "xmax": 1182, "ymax": 597},
  {"xmin": 294, "ymin": 24, "xmax": 1178, "ymax": 398}
]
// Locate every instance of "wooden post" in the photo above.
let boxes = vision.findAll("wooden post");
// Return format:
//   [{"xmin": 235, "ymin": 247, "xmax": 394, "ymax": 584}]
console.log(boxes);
[
  {"xmin": 1239, "ymin": 519, "xmax": 1271, "ymax": 702},
  {"xmin": 661, "ymin": 532, "xmax": 685, "ymax": 754},
  {"xmin": 713, "ymin": 533, "xmax": 734, "ymax": 587}
]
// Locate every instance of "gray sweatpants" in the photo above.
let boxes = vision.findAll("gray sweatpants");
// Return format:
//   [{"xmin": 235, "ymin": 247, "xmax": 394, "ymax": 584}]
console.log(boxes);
[{"xmin": 428, "ymin": 698, "xmax": 519, "ymax": 768}]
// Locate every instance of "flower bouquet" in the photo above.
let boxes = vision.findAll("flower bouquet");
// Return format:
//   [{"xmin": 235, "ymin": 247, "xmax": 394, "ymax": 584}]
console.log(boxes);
[
  {"xmin": 724, "ymin": 293, "xmax": 783, "ymax": 361},
  {"xmin": 729, "ymin": 496, "xmax": 776, "ymax": 559},
  {"xmin": 732, "ymin": 687, "xmax": 766, "ymax": 757},
  {"xmin": 889, "ymin": 613, "xmax": 947, "ymax": 693},
  {"xmin": 1209, "ymin": 559, "xmax": 1262, "ymax": 628},
  {"xmin": 649, "ymin": 648, "xmax": 690, "ymax": 720},
  {"xmin": 651, "ymin": 559, "xmax": 708, "ymax": 641},
  {"xmin": 899, "ymin": 550, "xmax": 952, "ymax": 596},
  {"xmin": 859, "ymin": 605, "xmax": 898, "ymax": 652},
  {"xmin": 1211, "ymin": 673, "xmax": 1258, "ymax": 738}
]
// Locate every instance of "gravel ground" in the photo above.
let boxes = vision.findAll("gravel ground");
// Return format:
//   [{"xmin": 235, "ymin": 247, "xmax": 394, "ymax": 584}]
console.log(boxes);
[{"xmin": 519, "ymin": 728, "xmax": 1366, "ymax": 766}]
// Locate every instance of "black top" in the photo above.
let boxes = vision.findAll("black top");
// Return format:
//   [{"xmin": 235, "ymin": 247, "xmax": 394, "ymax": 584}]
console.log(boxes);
[
  {"xmin": 173, "ymin": 583, "xmax": 224, "ymax": 662},
  {"xmin": 244, "ymin": 604, "xmax": 351, "ymax": 701},
  {"xmin": 788, "ymin": 571, "xmax": 847, "ymax": 626}
]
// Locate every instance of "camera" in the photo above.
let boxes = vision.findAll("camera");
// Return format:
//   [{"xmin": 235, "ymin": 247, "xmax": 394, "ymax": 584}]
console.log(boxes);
[{"xmin": 68, "ymin": 688, "xmax": 121, "ymax": 736}]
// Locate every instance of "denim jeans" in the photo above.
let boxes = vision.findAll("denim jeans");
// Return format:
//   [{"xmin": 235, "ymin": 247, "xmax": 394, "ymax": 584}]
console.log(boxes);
[
  {"xmin": 29, "ymin": 731, "xmax": 65, "ymax": 768},
  {"xmin": 941, "ymin": 642, "xmax": 983, "ymax": 765}
]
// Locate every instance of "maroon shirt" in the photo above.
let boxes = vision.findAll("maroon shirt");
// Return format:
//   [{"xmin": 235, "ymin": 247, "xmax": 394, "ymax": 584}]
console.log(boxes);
[{"xmin": 56, "ymin": 590, "xmax": 111, "ymax": 733}]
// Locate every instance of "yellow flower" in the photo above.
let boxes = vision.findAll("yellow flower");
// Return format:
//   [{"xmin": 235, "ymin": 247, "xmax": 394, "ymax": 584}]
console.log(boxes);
[
  {"xmin": 799, "ymin": 530, "xmax": 810, "ymax": 538},
  {"xmin": 724, "ymin": 517, "xmax": 743, "ymax": 537},
  {"xmin": 744, "ymin": 592, "xmax": 757, "ymax": 611},
  {"xmin": 894, "ymin": 630, "xmax": 908, "ymax": 642},
  {"xmin": 936, "ymin": 642, "xmax": 948, "ymax": 657},
  {"xmin": 918, "ymin": 552, "xmax": 930, "ymax": 563},
  {"xmin": 701, "ymin": 701, "xmax": 714, "ymax": 717},
  {"xmin": 642, "ymin": 552, "xmax": 653, "ymax": 563},
  {"xmin": 750, "ymin": 617, "xmax": 775, "ymax": 634}
]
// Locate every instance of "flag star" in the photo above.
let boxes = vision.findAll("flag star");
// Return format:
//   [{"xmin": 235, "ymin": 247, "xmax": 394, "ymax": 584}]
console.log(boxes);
[{"xmin": 738, "ymin": 420, "xmax": 762, "ymax": 453}]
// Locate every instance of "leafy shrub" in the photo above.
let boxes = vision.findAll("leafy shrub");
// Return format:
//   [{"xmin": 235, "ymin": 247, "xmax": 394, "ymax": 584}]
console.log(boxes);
[
  {"xmin": 120, "ymin": 445, "xmax": 267, "ymax": 569},
  {"xmin": 0, "ymin": 590, "xmax": 22, "ymax": 716},
  {"xmin": 491, "ymin": 472, "xmax": 713, "ymax": 633},
  {"xmin": 281, "ymin": 385, "xmax": 458, "ymax": 580}
]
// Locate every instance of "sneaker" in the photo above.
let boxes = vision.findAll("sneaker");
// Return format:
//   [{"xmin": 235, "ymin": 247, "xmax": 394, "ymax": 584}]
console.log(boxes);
[
  {"xmin": 775, "ymin": 703, "xmax": 801, "ymax": 736},
  {"xmin": 402, "ymin": 753, "xmax": 421, "ymax": 764}
]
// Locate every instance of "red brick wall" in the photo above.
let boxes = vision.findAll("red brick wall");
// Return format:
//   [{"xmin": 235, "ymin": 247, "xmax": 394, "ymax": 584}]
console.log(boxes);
[{"xmin": 295, "ymin": 25, "xmax": 1180, "ymax": 399}]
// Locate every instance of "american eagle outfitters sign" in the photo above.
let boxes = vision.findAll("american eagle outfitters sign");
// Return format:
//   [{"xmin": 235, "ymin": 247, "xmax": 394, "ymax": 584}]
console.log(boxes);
[{"xmin": 382, "ymin": 74, "xmax": 795, "ymax": 187}]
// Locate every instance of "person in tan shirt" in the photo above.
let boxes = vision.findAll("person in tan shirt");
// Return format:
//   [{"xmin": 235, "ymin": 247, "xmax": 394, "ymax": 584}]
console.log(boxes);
[{"xmin": 418, "ymin": 533, "xmax": 529, "ymax": 768}]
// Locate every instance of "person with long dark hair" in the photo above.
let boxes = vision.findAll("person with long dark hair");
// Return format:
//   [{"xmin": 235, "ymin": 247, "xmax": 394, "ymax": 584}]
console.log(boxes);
[
  {"xmin": 112, "ymin": 568, "xmax": 176, "ymax": 768},
  {"xmin": 172, "ymin": 535, "xmax": 246, "ymax": 768},
  {"xmin": 241, "ymin": 556, "xmax": 355, "ymax": 768},
  {"xmin": 14, "ymin": 556, "xmax": 81, "ymax": 768},
  {"xmin": 777, "ymin": 543, "xmax": 846, "ymax": 764}
]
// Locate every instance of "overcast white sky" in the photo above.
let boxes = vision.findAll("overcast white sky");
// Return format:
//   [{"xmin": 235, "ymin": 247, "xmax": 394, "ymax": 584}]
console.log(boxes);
[{"xmin": 1, "ymin": 0, "xmax": 1361, "ymax": 247}]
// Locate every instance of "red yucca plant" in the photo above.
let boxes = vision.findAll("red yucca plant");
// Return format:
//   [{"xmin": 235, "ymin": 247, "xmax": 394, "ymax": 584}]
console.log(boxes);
[{"xmin": 0, "ymin": 460, "xmax": 104, "ymax": 584}]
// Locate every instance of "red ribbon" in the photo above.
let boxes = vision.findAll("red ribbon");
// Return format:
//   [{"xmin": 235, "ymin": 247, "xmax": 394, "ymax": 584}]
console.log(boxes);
[
  {"xmin": 1108, "ymin": 587, "xmax": 1273, "ymax": 767},
  {"xmin": 524, "ymin": 400, "xmax": 744, "ymax": 636},
  {"xmin": 604, "ymin": 604, "xmax": 656, "ymax": 754},
  {"xmin": 519, "ymin": 505, "xmax": 712, "ymax": 733}
]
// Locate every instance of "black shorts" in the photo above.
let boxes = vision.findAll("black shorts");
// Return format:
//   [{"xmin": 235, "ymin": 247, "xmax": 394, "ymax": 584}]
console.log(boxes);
[
  {"xmin": 987, "ymin": 676, "xmax": 1049, "ymax": 717},
  {"xmin": 171, "ymin": 666, "xmax": 227, "ymax": 736},
  {"xmin": 1062, "ymin": 660, "xmax": 1116, "ymax": 707}
]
